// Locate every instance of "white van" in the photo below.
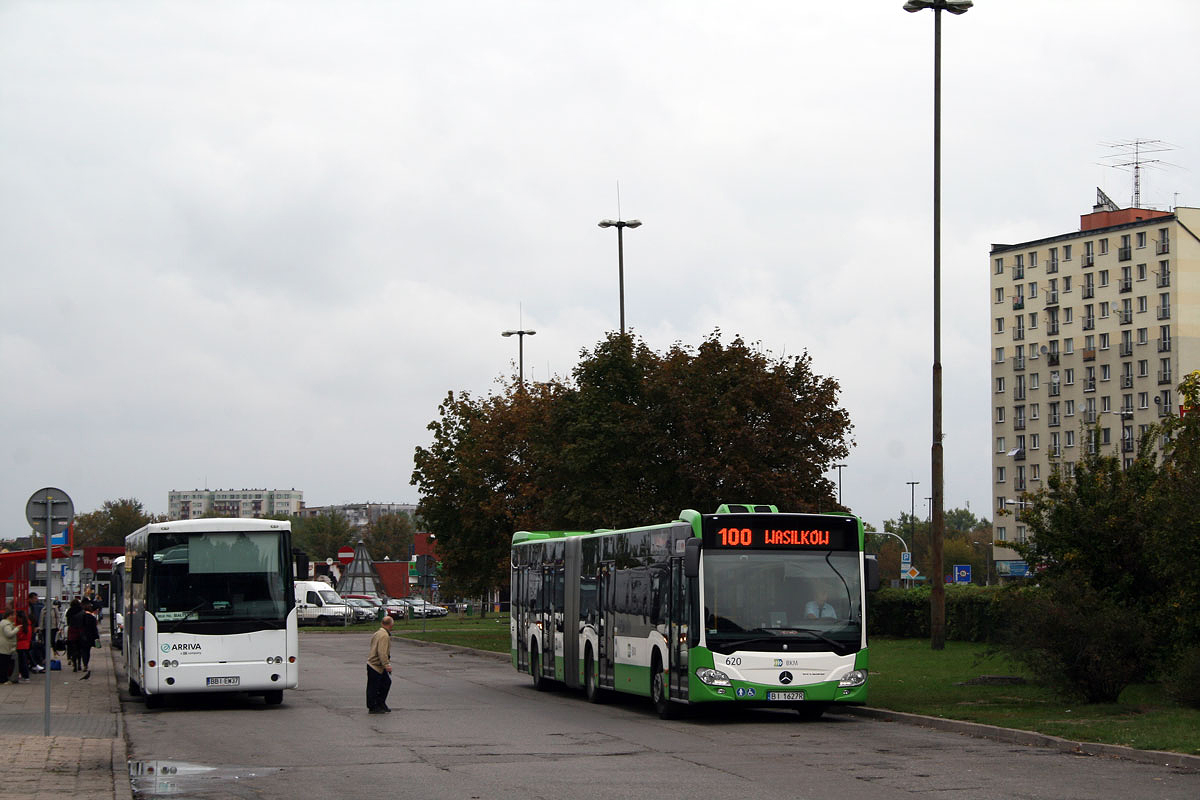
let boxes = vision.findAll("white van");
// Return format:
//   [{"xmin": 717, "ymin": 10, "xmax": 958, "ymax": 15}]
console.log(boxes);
[{"xmin": 294, "ymin": 581, "xmax": 352, "ymax": 626}]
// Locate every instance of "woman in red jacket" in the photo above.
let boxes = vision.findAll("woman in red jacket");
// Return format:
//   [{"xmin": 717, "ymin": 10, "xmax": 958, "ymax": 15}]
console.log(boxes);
[{"xmin": 15, "ymin": 609, "xmax": 33, "ymax": 682}]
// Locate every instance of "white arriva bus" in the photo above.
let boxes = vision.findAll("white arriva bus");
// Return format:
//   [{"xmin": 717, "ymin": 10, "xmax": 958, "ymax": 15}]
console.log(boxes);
[{"xmin": 123, "ymin": 518, "xmax": 298, "ymax": 708}]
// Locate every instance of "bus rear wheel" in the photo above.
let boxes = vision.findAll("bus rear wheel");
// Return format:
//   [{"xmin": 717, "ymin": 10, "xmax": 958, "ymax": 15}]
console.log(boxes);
[
  {"xmin": 585, "ymin": 649, "xmax": 603, "ymax": 704},
  {"xmin": 264, "ymin": 690, "xmax": 283, "ymax": 706},
  {"xmin": 144, "ymin": 694, "xmax": 163, "ymax": 710}
]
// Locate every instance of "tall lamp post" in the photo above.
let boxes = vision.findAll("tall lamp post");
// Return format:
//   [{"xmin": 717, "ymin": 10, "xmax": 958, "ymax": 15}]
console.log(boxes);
[
  {"xmin": 903, "ymin": 0, "xmax": 971, "ymax": 651},
  {"xmin": 501, "ymin": 328, "xmax": 536, "ymax": 389},
  {"xmin": 597, "ymin": 218, "xmax": 642, "ymax": 336},
  {"xmin": 833, "ymin": 464, "xmax": 847, "ymax": 506}
]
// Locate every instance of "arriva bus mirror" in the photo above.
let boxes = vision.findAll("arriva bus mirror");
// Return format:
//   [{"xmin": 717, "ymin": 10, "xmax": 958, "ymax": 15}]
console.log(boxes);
[
  {"xmin": 131, "ymin": 555, "xmax": 146, "ymax": 584},
  {"xmin": 684, "ymin": 538, "xmax": 701, "ymax": 578},
  {"xmin": 865, "ymin": 554, "xmax": 880, "ymax": 592}
]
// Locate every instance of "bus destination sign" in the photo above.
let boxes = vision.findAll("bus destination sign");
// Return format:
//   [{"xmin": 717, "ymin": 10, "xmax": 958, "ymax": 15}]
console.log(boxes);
[{"xmin": 701, "ymin": 514, "xmax": 859, "ymax": 551}]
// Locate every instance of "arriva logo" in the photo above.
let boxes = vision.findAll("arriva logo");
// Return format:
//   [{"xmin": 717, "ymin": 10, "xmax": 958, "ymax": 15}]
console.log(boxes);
[
  {"xmin": 161, "ymin": 643, "xmax": 202, "ymax": 653},
  {"xmin": 161, "ymin": 644, "xmax": 171, "ymax": 653}
]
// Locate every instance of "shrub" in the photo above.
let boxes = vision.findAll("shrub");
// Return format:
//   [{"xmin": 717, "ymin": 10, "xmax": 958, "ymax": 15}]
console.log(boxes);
[{"xmin": 1163, "ymin": 645, "xmax": 1200, "ymax": 709}]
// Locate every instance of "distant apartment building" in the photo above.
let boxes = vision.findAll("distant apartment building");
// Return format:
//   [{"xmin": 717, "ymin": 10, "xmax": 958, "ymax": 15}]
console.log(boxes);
[
  {"xmin": 168, "ymin": 488, "xmax": 304, "ymax": 520},
  {"xmin": 299, "ymin": 502, "xmax": 417, "ymax": 528},
  {"xmin": 989, "ymin": 192, "xmax": 1200, "ymax": 575}
]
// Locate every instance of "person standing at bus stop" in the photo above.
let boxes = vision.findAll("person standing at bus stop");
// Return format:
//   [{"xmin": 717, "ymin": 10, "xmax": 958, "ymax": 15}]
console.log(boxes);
[{"xmin": 366, "ymin": 615, "xmax": 394, "ymax": 714}]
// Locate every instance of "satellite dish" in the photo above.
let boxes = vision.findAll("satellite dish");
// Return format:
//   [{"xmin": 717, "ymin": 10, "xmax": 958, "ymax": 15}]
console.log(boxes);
[
  {"xmin": 1051, "ymin": 373, "xmax": 1060, "ymax": 384},
  {"xmin": 1040, "ymin": 346, "xmax": 1048, "ymax": 354}
]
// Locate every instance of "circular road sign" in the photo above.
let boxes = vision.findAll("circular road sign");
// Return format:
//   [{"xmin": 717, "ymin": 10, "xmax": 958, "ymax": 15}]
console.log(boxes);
[
  {"xmin": 337, "ymin": 546, "xmax": 355, "ymax": 565},
  {"xmin": 25, "ymin": 487, "xmax": 74, "ymax": 535}
]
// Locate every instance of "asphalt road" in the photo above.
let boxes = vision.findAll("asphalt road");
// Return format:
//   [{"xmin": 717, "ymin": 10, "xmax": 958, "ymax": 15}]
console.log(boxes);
[{"xmin": 121, "ymin": 632, "xmax": 1200, "ymax": 800}]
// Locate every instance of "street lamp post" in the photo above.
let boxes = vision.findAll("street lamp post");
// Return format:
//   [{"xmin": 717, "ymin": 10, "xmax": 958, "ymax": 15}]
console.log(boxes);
[
  {"xmin": 597, "ymin": 218, "xmax": 642, "ymax": 336},
  {"xmin": 501, "ymin": 329, "xmax": 536, "ymax": 389},
  {"xmin": 972, "ymin": 540, "xmax": 992, "ymax": 586},
  {"xmin": 833, "ymin": 464, "xmax": 847, "ymax": 506},
  {"xmin": 903, "ymin": 0, "xmax": 971, "ymax": 651}
]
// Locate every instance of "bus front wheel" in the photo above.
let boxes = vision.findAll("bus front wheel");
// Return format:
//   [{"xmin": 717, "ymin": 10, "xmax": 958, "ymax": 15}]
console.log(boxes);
[
  {"xmin": 651, "ymin": 654, "xmax": 675, "ymax": 719},
  {"xmin": 530, "ymin": 642, "xmax": 547, "ymax": 691}
]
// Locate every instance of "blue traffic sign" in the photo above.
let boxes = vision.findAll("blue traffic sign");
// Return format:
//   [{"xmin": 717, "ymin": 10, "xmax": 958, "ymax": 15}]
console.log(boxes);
[{"xmin": 954, "ymin": 564, "xmax": 972, "ymax": 584}]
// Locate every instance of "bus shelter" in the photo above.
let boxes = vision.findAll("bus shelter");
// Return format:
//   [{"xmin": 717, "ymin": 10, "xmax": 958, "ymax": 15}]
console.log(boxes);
[{"xmin": 0, "ymin": 545, "xmax": 70, "ymax": 613}]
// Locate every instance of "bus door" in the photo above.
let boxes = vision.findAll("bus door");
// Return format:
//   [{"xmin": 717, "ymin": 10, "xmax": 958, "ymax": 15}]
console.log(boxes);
[
  {"xmin": 669, "ymin": 557, "xmax": 689, "ymax": 700},
  {"xmin": 598, "ymin": 563, "xmax": 613, "ymax": 689},
  {"xmin": 515, "ymin": 566, "xmax": 529, "ymax": 673},
  {"xmin": 541, "ymin": 568, "xmax": 556, "ymax": 679}
]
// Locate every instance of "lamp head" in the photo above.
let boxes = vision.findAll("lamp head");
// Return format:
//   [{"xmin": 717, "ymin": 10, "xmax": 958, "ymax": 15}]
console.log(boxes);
[
  {"xmin": 501, "ymin": 331, "xmax": 516, "ymax": 337},
  {"xmin": 625, "ymin": 219, "xmax": 642, "ymax": 228},
  {"xmin": 904, "ymin": 0, "xmax": 972, "ymax": 13},
  {"xmin": 598, "ymin": 220, "xmax": 617, "ymax": 228}
]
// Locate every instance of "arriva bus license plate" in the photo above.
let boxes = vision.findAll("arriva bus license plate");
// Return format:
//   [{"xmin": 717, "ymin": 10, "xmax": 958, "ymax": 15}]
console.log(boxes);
[
  {"xmin": 767, "ymin": 691, "xmax": 804, "ymax": 701},
  {"xmin": 206, "ymin": 676, "xmax": 240, "ymax": 687}
]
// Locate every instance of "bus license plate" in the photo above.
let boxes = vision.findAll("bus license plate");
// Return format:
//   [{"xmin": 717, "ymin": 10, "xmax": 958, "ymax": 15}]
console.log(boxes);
[
  {"xmin": 767, "ymin": 691, "xmax": 804, "ymax": 701},
  {"xmin": 206, "ymin": 676, "xmax": 240, "ymax": 687}
]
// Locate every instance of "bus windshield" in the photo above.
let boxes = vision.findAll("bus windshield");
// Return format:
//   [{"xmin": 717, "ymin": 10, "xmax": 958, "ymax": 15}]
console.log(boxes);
[
  {"xmin": 702, "ymin": 550, "xmax": 863, "ymax": 655},
  {"xmin": 147, "ymin": 531, "xmax": 291, "ymax": 625}
]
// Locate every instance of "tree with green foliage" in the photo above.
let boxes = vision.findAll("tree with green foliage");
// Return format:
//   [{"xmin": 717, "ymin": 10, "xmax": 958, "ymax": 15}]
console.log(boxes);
[
  {"xmin": 364, "ymin": 512, "xmax": 416, "ymax": 561},
  {"xmin": 413, "ymin": 330, "xmax": 855, "ymax": 604},
  {"xmin": 72, "ymin": 498, "xmax": 162, "ymax": 547},
  {"xmin": 291, "ymin": 510, "xmax": 354, "ymax": 562}
]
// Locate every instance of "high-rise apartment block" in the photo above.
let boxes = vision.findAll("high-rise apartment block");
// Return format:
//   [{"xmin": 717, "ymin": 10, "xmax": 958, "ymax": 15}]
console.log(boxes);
[
  {"xmin": 989, "ymin": 193, "xmax": 1199, "ymax": 575},
  {"xmin": 168, "ymin": 488, "xmax": 304, "ymax": 520}
]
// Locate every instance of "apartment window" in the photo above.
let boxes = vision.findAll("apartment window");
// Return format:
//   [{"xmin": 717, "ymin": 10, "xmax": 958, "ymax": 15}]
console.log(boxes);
[
  {"xmin": 1138, "ymin": 359, "xmax": 1149, "ymax": 377},
  {"xmin": 995, "ymin": 287, "xmax": 1004, "ymax": 303},
  {"xmin": 1102, "ymin": 395, "xmax": 1112, "ymax": 412},
  {"xmin": 996, "ymin": 436, "xmax": 1006, "ymax": 453},
  {"xmin": 997, "ymin": 466, "xmax": 1007, "ymax": 483},
  {"xmin": 1028, "ymin": 281, "xmax": 1038, "ymax": 298},
  {"xmin": 1030, "ymin": 433, "xmax": 1040, "ymax": 450},
  {"xmin": 995, "ymin": 317, "xmax": 1005, "ymax": 334},
  {"xmin": 1138, "ymin": 296, "xmax": 1148, "ymax": 313},
  {"xmin": 1100, "ymin": 301, "xmax": 1110, "ymax": 318},
  {"xmin": 996, "ymin": 406, "xmax": 1006, "ymax": 423},
  {"xmin": 1139, "ymin": 392, "xmax": 1150, "ymax": 409},
  {"xmin": 995, "ymin": 377, "xmax": 1006, "ymax": 393},
  {"xmin": 1066, "ymin": 430, "xmax": 1076, "ymax": 447},
  {"xmin": 1065, "ymin": 399, "xmax": 1075, "ymax": 416},
  {"xmin": 1099, "ymin": 238, "xmax": 1109, "ymax": 255},
  {"xmin": 1064, "ymin": 338, "xmax": 1074, "ymax": 355},
  {"xmin": 1029, "ymin": 312, "xmax": 1038, "ymax": 329},
  {"xmin": 1138, "ymin": 263, "xmax": 1147, "ymax": 281},
  {"xmin": 1136, "ymin": 231, "xmax": 1146, "ymax": 248},
  {"xmin": 1063, "ymin": 275, "xmax": 1073, "ymax": 292},
  {"xmin": 1030, "ymin": 402, "xmax": 1040, "ymax": 418},
  {"xmin": 995, "ymin": 257, "xmax": 1004, "ymax": 274},
  {"xmin": 1099, "ymin": 332, "xmax": 1110, "ymax": 350},
  {"xmin": 1029, "ymin": 252, "xmax": 1037, "ymax": 268},
  {"xmin": 995, "ymin": 346, "xmax": 1005, "ymax": 363},
  {"xmin": 1064, "ymin": 307, "xmax": 1074, "ymax": 324},
  {"xmin": 1099, "ymin": 269, "xmax": 1109, "ymax": 287},
  {"xmin": 1065, "ymin": 367, "xmax": 1075, "ymax": 384},
  {"xmin": 1048, "ymin": 246, "xmax": 1059, "ymax": 272}
]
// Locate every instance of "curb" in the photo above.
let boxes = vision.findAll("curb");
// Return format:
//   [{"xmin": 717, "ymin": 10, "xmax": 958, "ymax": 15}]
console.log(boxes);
[
  {"xmin": 396, "ymin": 636, "xmax": 1200, "ymax": 772},
  {"xmin": 108, "ymin": 643, "xmax": 134, "ymax": 800},
  {"xmin": 831, "ymin": 705, "xmax": 1200, "ymax": 772}
]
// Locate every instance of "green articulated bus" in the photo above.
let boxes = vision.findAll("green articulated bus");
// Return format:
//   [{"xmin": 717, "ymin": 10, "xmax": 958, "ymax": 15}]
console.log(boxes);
[{"xmin": 510, "ymin": 504, "xmax": 880, "ymax": 719}]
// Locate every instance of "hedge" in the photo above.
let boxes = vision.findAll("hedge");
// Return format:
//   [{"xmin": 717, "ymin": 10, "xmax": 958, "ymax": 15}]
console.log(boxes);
[{"xmin": 867, "ymin": 585, "xmax": 1009, "ymax": 642}]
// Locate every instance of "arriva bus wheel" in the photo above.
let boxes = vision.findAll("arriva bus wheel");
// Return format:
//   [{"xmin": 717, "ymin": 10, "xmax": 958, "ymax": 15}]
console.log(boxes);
[
  {"xmin": 585, "ymin": 648, "xmax": 603, "ymax": 704},
  {"xmin": 144, "ymin": 693, "xmax": 162, "ymax": 710},
  {"xmin": 264, "ymin": 690, "xmax": 283, "ymax": 706},
  {"xmin": 530, "ymin": 642, "xmax": 547, "ymax": 691},
  {"xmin": 128, "ymin": 678, "xmax": 142, "ymax": 697},
  {"xmin": 651, "ymin": 654, "xmax": 675, "ymax": 719}
]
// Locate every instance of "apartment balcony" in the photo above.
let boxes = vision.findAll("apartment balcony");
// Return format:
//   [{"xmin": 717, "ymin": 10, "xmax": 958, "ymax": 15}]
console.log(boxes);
[
  {"xmin": 1082, "ymin": 317, "xmax": 1095, "ymax": 330},
  {"xmin": 1122, "ymin": 439, "xmax": 1135, "ymax": 453},
  {"xmin": 1012, "ymin": 297, "xmax": 1025, "ymax": 310},
  {"xmin": 1013, "ymin": 328, "xmax": 1025, "ymax": 341},
  {"xmin": 1015, "ymin": 478, "xmax": 1027, "ymax": 491},
  {"xmin": 1159, "ymin": 370, "xmax": 1173, "ymax": 386},
  {"xmin": 1013, "ymin": 449, "xmax": 1026, "ymax": 461},
  {"xmin": 1118, "ymin": 246, "xmax": 1132, "ymax": 261},
  {"xmin": 1159, "ymin": 403, "xmax": 1172, "ymax": 418},
  {"xmin": 1156, "ymin": 239, "xmax": 1170, "ymax": 255},
  {"xmin": 1014, "ymin": 418, "xmax": 1026, "ymax": 431},
  {"xmin": 1014, "ymin": 389, "xmax": 1027, "ymax": 401},
  {"xmin": 1047, "ymin": 322, "xmax": 1060, "ymax": 335},
  {"xmin": 1045, "ymin": 291, "xmax": 1059, "ymax": 307},
  {"xmin": 1048, "ymin": 353, "xmax": 1060, "ymax": 366},
  {"xmin": 1012, "ymin": 266, "xmax": 1025, "ymax": 280},
  {"xmin": 1157, "ymin": 272, "xmax": 1171, "ymax": 288},
  {"xmin": 1083, "ymin": 254, "xmax": 1096, "ymax": 267},
  {"xmin": 1084, "ymin": 379, "xmax": 1097, "ymax": 392},
  {"xmin": 1082, "ymin": 348, "xmax": 1096, "ymax": 362},
  {"xmin": 1050, "ymin": 445, "xmax": 1062, "ymax": 457},
  {"xmin": 1049, "ymin": 413, "xmax": 1061, "ymax": 427},
  {"xmin": 1158, "ymin": 338, "xmax": 1172, "ymax": 353},
  {"xmin": 1013, "ymin": 356, "xmax": 1026, "ymax": 371},
  {"xmin": 1119, "ymin": 342, "xmax": 1133, "ymax": 357},
  {"xmin": 1047, "ymin": 258, "xmax": 1059, "ymax": 273},
  {"xmin": 1082, "ymin": 285, "xmax": 1095, "ymax": 299},
  {"xmin": 1119, "ymin": 278, "xmax": 1132, "ymax": 293},
  {"xmin": 1118, "ymin": 309, "xmax": 1133, "ymax": 325},
  {"xmin": 1121, "ymin": 375, "xmax": 1134, "ymax": 388},
  {"xmin": 1158, "ymin": 306, "xmax": 1171, "ymax": 320},
  {"xmin": 1048, "ymin": 384, "xmax": 1061, "ymax": 397}
]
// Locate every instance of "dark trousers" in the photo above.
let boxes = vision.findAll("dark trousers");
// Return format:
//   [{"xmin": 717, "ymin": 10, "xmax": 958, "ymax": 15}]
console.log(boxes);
[
  {"xmin": 366, "ymin": 665, "xmax": 391, "ymax": 710},
  {"xmin": 0, "ymin": 653, "xmax": 11, "ymax": 683}
]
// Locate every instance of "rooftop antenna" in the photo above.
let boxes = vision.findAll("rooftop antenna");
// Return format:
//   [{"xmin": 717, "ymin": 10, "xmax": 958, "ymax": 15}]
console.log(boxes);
[{"xmin": 1099, "ymin": 139, "xmax": 1177, "ymax": 208}]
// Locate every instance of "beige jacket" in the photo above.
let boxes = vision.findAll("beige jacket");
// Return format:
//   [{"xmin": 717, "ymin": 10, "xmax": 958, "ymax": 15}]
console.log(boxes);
[
  {"xmin": 366, "ymin": 627, "xmax": 391, "ymax": 674},
  {"xmin": 0, "ymin": 619, "xmax": 19, "ymax": 656}
]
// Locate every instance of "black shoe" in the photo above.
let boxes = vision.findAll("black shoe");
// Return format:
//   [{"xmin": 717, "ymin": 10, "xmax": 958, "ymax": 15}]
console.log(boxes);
[
  {"xmin": 81, "ymin": 671, "xmax": 91, "ymax": 680},
  {"xmin": 368, "ymin": 707, "xmax": 386, "ymax": 714},
  {"xmin": 382, "ymin": 705, "xmax": 392, "ymax": 712}
]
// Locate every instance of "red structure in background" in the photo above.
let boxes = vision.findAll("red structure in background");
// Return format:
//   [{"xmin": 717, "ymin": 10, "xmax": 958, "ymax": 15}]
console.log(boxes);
[
  {"xmin": 413, "ymin": 532, "xmax": 439, "ymax": 559},
  {"xmin": 0, "ymin": 545, "xmax": 70, "ymax": 613},
  {"xmin": 373, "ymin": 561, "xmax": 411, "ymax": 600}
]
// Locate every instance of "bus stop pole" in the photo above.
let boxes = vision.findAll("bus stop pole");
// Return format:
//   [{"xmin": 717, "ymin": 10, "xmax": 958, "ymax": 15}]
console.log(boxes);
[{"xmin": 44, "ymin": 506, "xmax": 53, "ymax": 736}]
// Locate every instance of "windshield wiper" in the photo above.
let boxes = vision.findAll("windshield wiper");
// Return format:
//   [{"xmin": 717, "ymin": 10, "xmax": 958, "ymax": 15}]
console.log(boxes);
[
  {"xmin": 167, "ymin": 599, "xmax": 209, "ymax": 633},
  {"xmin": 750, "ymin": 627, "xmax": 847, "ymax": 651}
]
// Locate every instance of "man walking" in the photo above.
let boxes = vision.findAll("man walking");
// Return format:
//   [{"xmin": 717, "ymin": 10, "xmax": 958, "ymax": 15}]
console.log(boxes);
[{"xmin": 366, "ymin": 615, "xmax": 394, "ymax": 714}]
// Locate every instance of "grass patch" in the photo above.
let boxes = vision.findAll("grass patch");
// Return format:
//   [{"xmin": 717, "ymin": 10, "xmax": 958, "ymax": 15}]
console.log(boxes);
[{"xmin": 867, "ymin": 637, "xmax": 1200, "ymax": 755}]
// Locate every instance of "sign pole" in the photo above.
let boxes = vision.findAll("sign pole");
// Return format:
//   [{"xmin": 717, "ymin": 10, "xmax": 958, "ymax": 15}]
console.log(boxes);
[{"xmin": 44, "ymin": 500, "xmax": 52, "ymax": 736}]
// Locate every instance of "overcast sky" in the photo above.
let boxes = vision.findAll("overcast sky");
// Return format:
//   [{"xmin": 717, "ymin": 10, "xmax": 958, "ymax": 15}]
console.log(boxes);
[{"xmin": 3, "ymin": 1, "xmax": 1198, "ymax": 537}]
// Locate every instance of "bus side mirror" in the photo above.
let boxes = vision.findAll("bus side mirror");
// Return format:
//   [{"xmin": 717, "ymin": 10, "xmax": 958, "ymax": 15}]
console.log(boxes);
[
  {"xmin": 865, "ymin": 554, "xmax": 880, "ymax": 592},
  {"xmin": 684, "ymin": 538, "xmax": 701, "ymax": 578},
  {"xmin": 131, "ymin": 555, "xmax": 145, "ymax": 584}
]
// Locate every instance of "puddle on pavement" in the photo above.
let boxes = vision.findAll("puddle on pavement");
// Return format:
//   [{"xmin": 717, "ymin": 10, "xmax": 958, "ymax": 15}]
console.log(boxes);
[{"xmin": 129, "ymin": 759, "xmax": 280, "ymax": 797}]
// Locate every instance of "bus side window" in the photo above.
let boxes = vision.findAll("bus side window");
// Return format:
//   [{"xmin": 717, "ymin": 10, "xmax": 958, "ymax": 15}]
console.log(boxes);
[{"xmin": 131, "ymin": 555, "xmax": 146, "ymax": 584}]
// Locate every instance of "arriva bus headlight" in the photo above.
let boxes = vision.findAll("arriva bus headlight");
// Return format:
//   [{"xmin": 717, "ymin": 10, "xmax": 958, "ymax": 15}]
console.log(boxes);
[
  {"xmin": 696, "ymin": 668, "xmax": 732, "ymax": 687},
  {"xmin": 838, "ymin": 669, "xmax": 868, "ymax": 688}
]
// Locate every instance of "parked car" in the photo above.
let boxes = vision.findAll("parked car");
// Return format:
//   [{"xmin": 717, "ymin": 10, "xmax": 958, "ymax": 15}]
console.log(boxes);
[
  {"xmin": 344, "ymin": 598, "xmax": 382, "ymax": 622},
  {"xmin": 403, "ymin": 598, "xmax": 448, "ymax": 617},
  {"xmin": 343, "ymin": 594, "xmax": 407, "ymax": 621},
  {"xmin": 295, "ymin": 581, "xmax": 353, "ymax": 625}
]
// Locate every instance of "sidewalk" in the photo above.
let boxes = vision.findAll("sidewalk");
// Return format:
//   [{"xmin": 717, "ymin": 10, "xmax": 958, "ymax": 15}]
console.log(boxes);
[{"xmin": 0, "ymin": 639, "xmax": 132, "ymax": 800}]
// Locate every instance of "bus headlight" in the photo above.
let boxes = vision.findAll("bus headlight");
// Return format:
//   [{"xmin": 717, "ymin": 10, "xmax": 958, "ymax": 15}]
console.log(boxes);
[
  {"xmin": 838, "ymin": 669, "xmax": 868, "ymax": 688},
  {"xmin": 696, "ymin": 668, "xmax": 732, "ymax": 687}
]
